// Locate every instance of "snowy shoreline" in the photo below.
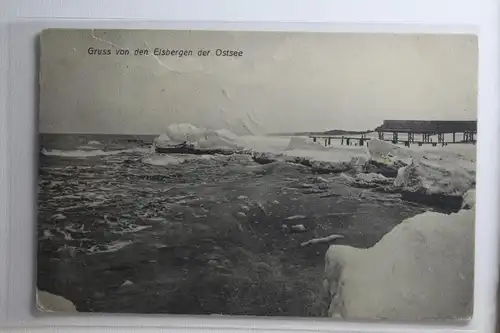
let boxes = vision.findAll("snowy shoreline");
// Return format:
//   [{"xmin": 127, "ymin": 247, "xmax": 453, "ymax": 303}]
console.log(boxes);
[{"xmin": 148, "ymin": 124, "xmax": 476, "ymax": 211}]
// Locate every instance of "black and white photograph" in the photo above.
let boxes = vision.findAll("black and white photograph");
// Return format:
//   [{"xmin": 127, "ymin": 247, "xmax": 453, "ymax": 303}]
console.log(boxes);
[{"xmin": 36, "ymin": 29, "xmax": 478, "ymax": 321}]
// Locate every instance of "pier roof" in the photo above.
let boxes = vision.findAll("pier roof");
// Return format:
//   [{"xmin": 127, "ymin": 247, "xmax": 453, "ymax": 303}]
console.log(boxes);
[{"xmin": 374, "ymin": 120, "xmax": 477, "ymax": 134}]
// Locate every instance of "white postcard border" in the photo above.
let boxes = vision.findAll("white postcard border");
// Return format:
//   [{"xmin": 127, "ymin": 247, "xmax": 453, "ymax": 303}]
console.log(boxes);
[{"xmin": 0, "ymin": 1, "xmax": 498, "ymax": 332}]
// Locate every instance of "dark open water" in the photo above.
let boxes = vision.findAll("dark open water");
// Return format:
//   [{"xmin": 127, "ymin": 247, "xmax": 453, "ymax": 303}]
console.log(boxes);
[{"xmin": 37, "ymin": 133, "xmax": 429, "ymax": 316}]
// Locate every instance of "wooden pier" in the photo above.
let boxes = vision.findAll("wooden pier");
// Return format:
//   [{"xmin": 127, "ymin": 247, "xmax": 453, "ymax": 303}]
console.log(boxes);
[
  {"xmin": 309, "ymin": 120, "xmax": 477, "ymax": 147},
  {"xmin": 311, "ymin": 134, "xmax": 370, "ymax": 146}
]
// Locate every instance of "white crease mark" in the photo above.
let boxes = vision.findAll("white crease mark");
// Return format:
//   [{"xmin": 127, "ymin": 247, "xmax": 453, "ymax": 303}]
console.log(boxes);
[
  {"xmin": 221, "ymin": 88, "xmax": 231, "ymax": 99},
  {"xmin": 91, "ymin": 29, "xmax": 126, "ymax": 50},
  {"xmin": 143, "ymin": 41, "xmax": 205, "ymax": 75}
]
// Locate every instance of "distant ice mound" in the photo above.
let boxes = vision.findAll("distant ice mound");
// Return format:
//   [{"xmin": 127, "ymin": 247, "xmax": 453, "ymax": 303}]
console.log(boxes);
[
  {"xmin": 153, "ymin": 123, "xmax": 242, "ymax": 152},
  {"xmin": 249, "ymin": 136, "xmax": 368, "ymax": 173},
  {"xmin": 324, "ymin": 191, "xmax": 474, "ymax": 321},
  {"xmin": 36, "ymin": 290, "xmax": 78, "ymax": 313},
  {"xmin": 366, "ymin": 139, "xmax": 418, "ymax": 164},
  {"xmin": 251, "ymin": 151, "xmax": 360, "ymax": 174}
]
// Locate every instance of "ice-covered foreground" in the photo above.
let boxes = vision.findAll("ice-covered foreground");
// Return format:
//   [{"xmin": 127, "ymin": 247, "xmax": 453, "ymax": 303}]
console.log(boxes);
[
  {"xmin": 323, "ymin": 189, "xmax": 475, "ymax": 321},
  {"xmin": 36, "ymin": 290, "xmax": 78, "ymax": 313}
]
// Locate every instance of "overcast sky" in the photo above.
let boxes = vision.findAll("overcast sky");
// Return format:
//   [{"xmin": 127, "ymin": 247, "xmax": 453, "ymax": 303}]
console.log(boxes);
[{"xmin": 39, "ymin": 29, "xmax": 478, "ymax": 135}]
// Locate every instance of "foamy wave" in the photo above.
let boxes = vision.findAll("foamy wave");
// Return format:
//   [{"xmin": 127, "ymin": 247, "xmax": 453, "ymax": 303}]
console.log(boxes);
[
  {"xmin": 41, "ymin": 148, "xmax": 148, "ymax": 157},
  {"xmin": 117, "ymin": 225, "xmax": 152, "ymax": 233},
  {"xmin": 143, "ymin": 154, "xmax": 214, "ymax": 166},
  {"xmin": 143, "ymin": 154, "xmax": 185, "ymax": 166},
  {"xmin": 88, "ymin": 240, "xmax": 133, "ymax": 255}
]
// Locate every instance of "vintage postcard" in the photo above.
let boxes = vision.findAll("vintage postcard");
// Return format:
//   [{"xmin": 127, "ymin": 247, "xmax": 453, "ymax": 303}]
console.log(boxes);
[{"xmin": 37, "ymin": 29, "xmax": 477, "ymax": 321}]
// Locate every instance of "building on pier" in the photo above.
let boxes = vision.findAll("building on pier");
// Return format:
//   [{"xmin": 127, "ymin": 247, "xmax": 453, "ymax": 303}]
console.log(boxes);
[{"xmin": 374, "ymin": 120, "xmax": 477, "ymax": 146}]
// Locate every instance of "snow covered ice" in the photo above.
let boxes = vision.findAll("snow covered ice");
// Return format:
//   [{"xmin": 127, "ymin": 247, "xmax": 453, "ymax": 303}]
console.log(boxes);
[
  {"xmin": 323, "ymin": 190, "xmax": 475, "ymax": 321},
  {"xmin": 153, "ymin": 123, "xmax": 243, "ymax": 151},
  {"xmin": 36, "ymin": 290, "xmax": 78, "ymax": 313}
]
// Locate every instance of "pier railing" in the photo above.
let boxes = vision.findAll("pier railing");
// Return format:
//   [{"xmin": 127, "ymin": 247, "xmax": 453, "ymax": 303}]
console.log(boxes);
[{"xmin": 309, "ymin": 133, "xmax": 476, "ymax": 147}]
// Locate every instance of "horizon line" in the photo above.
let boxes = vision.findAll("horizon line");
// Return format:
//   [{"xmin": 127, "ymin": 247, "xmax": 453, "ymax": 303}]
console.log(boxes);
[{"xmin": 38, "ymin": 129, "xmax": 373, "ymax": 136}]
